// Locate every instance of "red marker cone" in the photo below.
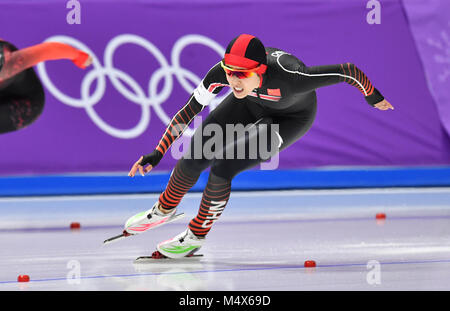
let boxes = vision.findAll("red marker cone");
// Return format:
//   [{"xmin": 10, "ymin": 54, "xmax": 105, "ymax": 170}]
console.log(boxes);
[
  {"xmin": 304, "ymin": 260, "xmax": 316, "ymax": 268},
  {"xmin": 376, "ymin": 213, "xmax": 386, "ymax": 220},
  {"xmin": 70, "ymin": 222, "xmax": 81, "ymax": 230},
  {"xmin": 18, "ymin": 275, "xmax": 30, "ymax": 282}
]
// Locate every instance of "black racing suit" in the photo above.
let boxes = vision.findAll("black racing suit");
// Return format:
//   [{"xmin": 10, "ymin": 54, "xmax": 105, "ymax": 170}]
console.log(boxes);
[{"xmin": 140, "ymin": 47, "xmax": 385, "ymax": 237}]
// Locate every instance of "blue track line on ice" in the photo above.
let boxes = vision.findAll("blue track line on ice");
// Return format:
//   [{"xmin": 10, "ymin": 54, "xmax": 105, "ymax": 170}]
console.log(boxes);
[{"xmin": 2, "ymin": 258, "xmax": 450, "ymax": 285}]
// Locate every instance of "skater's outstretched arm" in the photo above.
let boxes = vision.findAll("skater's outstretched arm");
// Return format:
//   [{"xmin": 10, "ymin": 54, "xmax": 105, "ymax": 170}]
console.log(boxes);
[
  {"xmin": 286, "ymin": 61, "xmax": 393, "ymax": 110},
  {"xmin": 129, "ymin": 63, "xmax": 227, "ymax": 177},
  {"xmin": 128, "ymin": 96, "xmax": 206, "ymax": 177},
  {"xmin": 0, "ymin": 41, "xmax": 92, "ymax": 82}
]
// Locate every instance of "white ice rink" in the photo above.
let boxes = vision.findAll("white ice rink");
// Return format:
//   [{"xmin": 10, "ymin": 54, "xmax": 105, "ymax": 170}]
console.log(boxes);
[{"xmin": 1, "ymin": 187, "xmax": 450, "ymax": 291}]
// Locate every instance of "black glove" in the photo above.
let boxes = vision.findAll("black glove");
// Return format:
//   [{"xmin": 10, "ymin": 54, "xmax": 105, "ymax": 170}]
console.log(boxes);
[
  {"xmin": 139, "ymin": 150, "xmax": 164, "ymax": 168},
  {"xmin": 365, "ymin": 88, "xmax": 385, "ymax": 107}
]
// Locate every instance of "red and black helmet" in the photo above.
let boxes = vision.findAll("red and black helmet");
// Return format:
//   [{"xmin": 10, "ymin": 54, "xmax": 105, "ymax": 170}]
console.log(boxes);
[{"xmin": 224, "ymin": 34, "xmax": 267, "ymax": 75}]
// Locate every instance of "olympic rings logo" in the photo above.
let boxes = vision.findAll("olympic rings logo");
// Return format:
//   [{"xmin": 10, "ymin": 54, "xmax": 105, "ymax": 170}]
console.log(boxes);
[{"xmin": 36, "ymin": 34, "xmax": 229, "ymax": 139}]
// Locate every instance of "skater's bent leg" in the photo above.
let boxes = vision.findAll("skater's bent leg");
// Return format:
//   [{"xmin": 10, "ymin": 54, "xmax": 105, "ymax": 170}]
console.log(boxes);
[
  {"xmin": 186, "ymin": 109, "xmax": 318, "ymax": 238},
  {"xmin": 157, "ymin": 108, "xmax": 225, "ymax": 213},
  {"xmin": 188, "ymin": 171, "xmax": 231, "ymax": 238},
  {"xmin": 187, "ymin": 118, "xmax": 277, "ymax": 238},
  {"xmin": 158, "ymin": 157, "xmax": 211, "ymax": 213},
  {"xmin": 186, "ymin": 147, "xmax": 266, "ymax": 239}
]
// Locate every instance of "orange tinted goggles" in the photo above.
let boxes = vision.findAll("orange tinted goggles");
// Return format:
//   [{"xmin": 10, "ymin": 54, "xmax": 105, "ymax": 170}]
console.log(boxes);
[{"xmin": 220, "ymin": 60, "xmax": 259, "ymax": 79}]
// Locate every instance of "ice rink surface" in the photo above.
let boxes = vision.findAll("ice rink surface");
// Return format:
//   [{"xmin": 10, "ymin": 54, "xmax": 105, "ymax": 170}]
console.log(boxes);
[{"xmin": 1, "ymin": 187, "xmax": 450, "ymax": 291}]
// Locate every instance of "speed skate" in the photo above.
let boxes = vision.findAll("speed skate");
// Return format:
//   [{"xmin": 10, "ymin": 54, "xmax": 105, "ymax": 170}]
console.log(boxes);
[{"xmin": 103, "ymin": 203, "xmax": 186, "ymax": 245}]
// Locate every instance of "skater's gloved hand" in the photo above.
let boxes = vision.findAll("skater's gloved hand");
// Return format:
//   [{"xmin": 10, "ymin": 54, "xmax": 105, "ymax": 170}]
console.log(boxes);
[
  {"xmin": 374, "ymin": 99, "xmax": 394, "ymax": 111},
  {"xmin": 128, "ymin": 150, "xmax": 163, "ymax": 177}
]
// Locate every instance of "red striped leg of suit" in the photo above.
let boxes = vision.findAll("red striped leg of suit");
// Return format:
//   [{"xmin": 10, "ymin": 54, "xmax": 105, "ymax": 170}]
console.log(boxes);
[
  {"xmin": 188, "ymin": 173, "xmax": 231, "ymax": 238},
  {"xmin": 158, "ymin": 161, "xmax": 199, "ymax": 212}
]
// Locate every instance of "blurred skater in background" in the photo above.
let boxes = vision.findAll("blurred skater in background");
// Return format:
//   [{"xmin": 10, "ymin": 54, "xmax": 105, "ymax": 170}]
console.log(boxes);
[{"xmin": 0, "ymin": 39, "xmax": 92, "ymax": 134}]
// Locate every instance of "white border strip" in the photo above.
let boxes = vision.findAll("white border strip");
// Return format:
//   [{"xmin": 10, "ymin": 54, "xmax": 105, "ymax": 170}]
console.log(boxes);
[{"xmin": 1, "ymin": 187, "xmax": 450, "ymax": 202}]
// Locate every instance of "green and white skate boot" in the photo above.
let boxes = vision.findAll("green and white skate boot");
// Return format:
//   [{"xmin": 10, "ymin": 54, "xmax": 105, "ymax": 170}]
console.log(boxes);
[{"xmin": 156, "ymin": 228, "xmax": 204, "ymax": 259}]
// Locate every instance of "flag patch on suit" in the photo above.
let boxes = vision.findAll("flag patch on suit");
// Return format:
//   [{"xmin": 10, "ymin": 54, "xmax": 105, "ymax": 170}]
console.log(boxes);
[{"xmin": 267, "ymin": 88, "xmax": 281, "ymax": 96}]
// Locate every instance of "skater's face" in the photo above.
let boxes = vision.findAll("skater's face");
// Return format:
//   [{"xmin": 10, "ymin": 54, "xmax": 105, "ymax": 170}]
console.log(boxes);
[{"xmin": 223, "ymin": 63, "xmax": 261, "ymax": 99}]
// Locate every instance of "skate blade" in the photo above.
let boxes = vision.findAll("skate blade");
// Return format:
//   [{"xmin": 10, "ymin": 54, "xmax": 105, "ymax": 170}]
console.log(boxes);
[
  {"xmin": 124, "ymin": 213, "xmax": 185, "ymax": 234},
  {"xmin": 134, "ymin": 254, "xmax": 203, "ymax": 263},
  {"xmin": 103, "ymin": 213, "xmax": 185, "ymax": 246},
  {"xmin": 103, "ymin": 231, "xmax": 133, "ymax": 245}
]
